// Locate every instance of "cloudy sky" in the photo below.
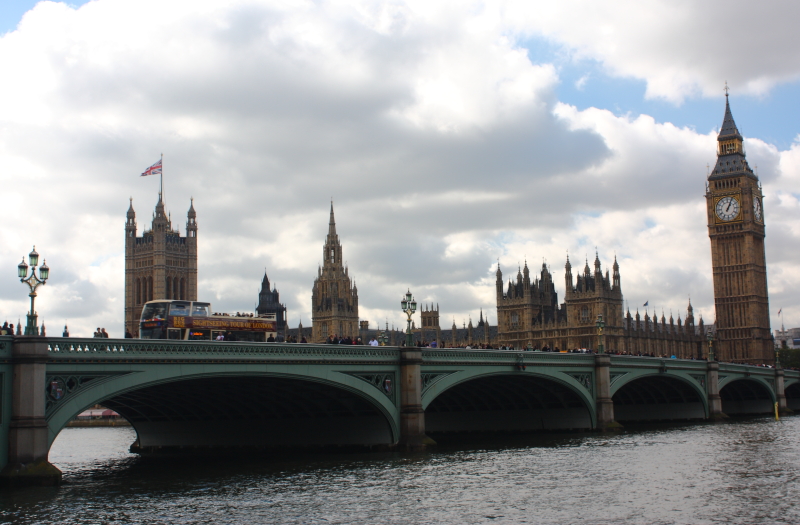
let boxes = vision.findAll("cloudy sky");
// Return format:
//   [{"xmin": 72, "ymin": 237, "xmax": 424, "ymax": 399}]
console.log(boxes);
[{"xmin": 1, "ymin": 0, "xmax": 799, "ymax": 338}]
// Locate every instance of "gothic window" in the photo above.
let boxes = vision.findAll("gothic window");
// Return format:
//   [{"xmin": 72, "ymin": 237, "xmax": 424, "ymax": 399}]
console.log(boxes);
[
  {"xmin": 511, "ymin": 312, "xmax": 519, "ymax": 329},
  {"xmin": 166, "ymin": 277, "xmax": 172, "ymax": 300},
  {"xmin": 581, "ymin": 307, "xmax": 589, "ymax": 323},
  {"xmin": 173, "ymin": 278, "xmax": 178, "ymax": 300},
  {"xmin": 322, "ymin": 323, "xmax": 328, "ymax": 337},
  {"xmin": 331, "ymin": 248, "xmax": 335, "ymax": 263},
  {"xmin": 148, "ymin": 277, "xmax": 153, "ymax": 302},
  {"xmin": 136, "ymin": 279, "xmax": 141, "ymax": 305},
  {"xmin": 180, "ymin": 279, "xmax": 185, "ymax": 300}
]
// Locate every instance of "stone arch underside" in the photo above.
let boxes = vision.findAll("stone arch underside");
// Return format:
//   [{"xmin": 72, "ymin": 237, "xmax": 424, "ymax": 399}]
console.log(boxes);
[
  {"xmin": 425, "ymin": 374, "xmax": 592, "ymax": 432},
  {"xmin": 613, "ymin": 376, "xmax": 706, "ymax": 421},
  {"xmin": 785, "ymin": 382, "xmax": 800, "ymax": 411},
  {"xmin": 98, "ymin": 376, "xmax": 394, "ymax": 450},
  {"xmin": 720, "ymin": 379, "xmax": 774, "ymax": 415}
]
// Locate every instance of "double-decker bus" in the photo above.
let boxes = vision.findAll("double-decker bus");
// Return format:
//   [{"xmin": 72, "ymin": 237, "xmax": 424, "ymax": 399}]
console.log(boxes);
[{"xmin": 138, "ymin": 300, "xmax": 277, "ymax": 342}]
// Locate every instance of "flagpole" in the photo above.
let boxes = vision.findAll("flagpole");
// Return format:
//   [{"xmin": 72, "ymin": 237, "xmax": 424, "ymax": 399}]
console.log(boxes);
[{"xmin": 160, "ymin": 153, "xmax": 164, "ymax": 202}]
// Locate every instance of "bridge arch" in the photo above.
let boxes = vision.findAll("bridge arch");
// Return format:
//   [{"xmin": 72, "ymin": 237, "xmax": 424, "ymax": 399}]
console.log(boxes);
[
  {"xmin": 46, "ymin": 367, "xmax": 400, "ymax": 452},
  {"xmin": 785, "ymin": 381, "xmax": 800, "ymax": 411},
  {"xmin": 719, "ymin": 377, "xmax": 775, "ymax": 415},
  {"xmin": 611, "ymin": 373, "xmax": 708, "ymax": 422},
  {"xmin": 421, "ymin": 371, "xmax": 595, "ymax": 432}
]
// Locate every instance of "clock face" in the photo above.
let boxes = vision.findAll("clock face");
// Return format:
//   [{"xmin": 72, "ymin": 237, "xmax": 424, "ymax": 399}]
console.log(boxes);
[
  {"xmin": 715, "ymin": 196, "xmax": 740, "ymax": 221},
  {"xmin": 753, "ymin": 197, "xmax": 763, "ymax": 222}
]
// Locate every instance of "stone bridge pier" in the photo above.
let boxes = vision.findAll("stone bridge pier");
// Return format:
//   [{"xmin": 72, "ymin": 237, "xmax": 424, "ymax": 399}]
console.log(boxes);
[{"xmin": 0, "ymin": 338, "xmax": 61, "ymax": 486}]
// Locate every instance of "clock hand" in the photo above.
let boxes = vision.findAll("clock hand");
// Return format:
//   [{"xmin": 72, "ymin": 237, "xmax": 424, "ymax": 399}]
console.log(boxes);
[{"xmin": 726, "ymin": 201, "xmax": 732, "ymax": 212}]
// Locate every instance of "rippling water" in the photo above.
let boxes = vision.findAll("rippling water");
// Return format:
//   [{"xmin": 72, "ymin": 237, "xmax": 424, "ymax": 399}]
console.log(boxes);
[{"xmin": 2, "ymin": 417, "xmax": 799, "ymax": 524}]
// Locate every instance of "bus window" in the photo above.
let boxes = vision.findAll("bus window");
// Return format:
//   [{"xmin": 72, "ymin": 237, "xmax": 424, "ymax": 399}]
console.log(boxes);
[
  {"xmin": 169, "ymin": 302, "xmax": 191, "ymax": 316},
  {"xmin": 188, "ymin": 330, "xmax": 211, "ymax": 340},
  {"xmin": 167, "ymin": 329, "xmax": 183, "ymax": 340},
  {"xmin": 191, "ymin": 303, "xmax": 210, "ymax": 317},
  {"xmin": 140, "ymin": 325, "xmax": 166, "ymax": 339},
  {"xmin": 141, "ymin": 302, "xmax": 168, "ymax": 320}
]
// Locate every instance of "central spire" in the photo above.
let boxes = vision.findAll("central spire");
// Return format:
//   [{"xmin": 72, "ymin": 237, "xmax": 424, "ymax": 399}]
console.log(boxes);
[
  {"xmin": 328, "ymin": 201, "xmax": 336, "ymax": 236},
  {"xmin": 323, "ymin": 202, "xmax": 342, "ymax": 268}
]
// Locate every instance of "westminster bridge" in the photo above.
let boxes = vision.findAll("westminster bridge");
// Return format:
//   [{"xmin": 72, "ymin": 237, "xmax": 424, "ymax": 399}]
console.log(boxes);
[{"xmin": 1, "ymin": 335, "xmax": 798, "ymax": 485}]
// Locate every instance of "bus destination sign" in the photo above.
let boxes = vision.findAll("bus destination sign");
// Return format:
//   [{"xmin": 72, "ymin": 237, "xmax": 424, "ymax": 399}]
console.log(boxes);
[{"xmin": 170, "ymin": 316, "xmax": 276, "ymax": 332}]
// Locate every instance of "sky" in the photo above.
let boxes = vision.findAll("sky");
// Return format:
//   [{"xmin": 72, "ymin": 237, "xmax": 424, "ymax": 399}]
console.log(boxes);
[{"xmin": 1, "ymin": 0, "xmax": 799, "ymax": 338}]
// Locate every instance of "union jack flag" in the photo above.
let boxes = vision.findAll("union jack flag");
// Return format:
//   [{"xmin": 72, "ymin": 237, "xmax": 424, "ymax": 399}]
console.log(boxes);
[{"xmin": 141, "ymin": 159, "xmax": 162, "ymax": 177}]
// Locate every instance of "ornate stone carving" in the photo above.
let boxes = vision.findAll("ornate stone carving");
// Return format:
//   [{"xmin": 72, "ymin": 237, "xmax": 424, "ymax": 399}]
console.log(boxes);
[{"xmin": 568, "ymin": 373, "xmax": 592, "ymax": 392}]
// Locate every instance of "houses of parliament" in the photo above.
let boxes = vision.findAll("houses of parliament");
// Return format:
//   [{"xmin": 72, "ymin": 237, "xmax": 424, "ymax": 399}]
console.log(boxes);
[{"xmin": 123, "ymin": 96, "xmax": 775, "ymax": 363}]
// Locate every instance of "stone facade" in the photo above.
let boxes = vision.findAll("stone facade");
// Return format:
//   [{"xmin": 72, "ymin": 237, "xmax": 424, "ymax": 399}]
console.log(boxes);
[
  {"xmin": 706, "ymin": 95, "xmax": 773, "ymax": 364},
  {"xmin": 496, "ymin": 255, "xmax": 708, "ymax": 355},
  {"xmin": 124, "ymin": 195, "xmax": 198, "ymax": 337},
  {"xmin": 311, "ymin": 204, "xmax": 359, "ymax": 342}
]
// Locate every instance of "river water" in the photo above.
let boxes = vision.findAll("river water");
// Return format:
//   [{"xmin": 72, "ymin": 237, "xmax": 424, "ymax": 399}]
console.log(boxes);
[{"xmin": 2, "ymin": 417, "xmax": 799, "ymax": 524}]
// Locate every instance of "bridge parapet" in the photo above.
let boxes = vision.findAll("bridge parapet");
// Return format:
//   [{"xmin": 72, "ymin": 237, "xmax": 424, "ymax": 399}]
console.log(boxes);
[
  {"xmin": 422, "ymin": 349, "xmax": 595, "ymax": 366},
  {"xmin": 0, "ymin": 336, "xmax": 11, "ymax": 357},
  {"xmin": 45, "ymin": 337, "xmax": 400, "ymax": 363},
  {"xmin": 609, "ymin": 356, "xmax": 710, "ymax": 371}
]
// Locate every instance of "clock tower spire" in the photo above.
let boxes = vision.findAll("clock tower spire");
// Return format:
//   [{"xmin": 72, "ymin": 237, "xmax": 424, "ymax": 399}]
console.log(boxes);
[{"xmin": 706, "ymin": 92, "xmax": 772, "ymax": 364}]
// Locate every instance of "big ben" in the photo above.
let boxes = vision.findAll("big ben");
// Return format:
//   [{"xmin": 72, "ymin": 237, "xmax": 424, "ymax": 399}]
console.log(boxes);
[{"xmin": 706, "ymin": 93, "xmax": 773, "ymax": 364}]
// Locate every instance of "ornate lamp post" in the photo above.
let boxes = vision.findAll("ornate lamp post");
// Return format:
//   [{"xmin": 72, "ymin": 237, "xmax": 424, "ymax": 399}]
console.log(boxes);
[
  {"xmin": 706, "ymin": 331, "xmax": 715, "ymax": 361},
  {"xmin": 595, "ymin": 314, "xmax": 605, "ymax": 354},
  {"xmin": 400, "ymin": 290, "xmax": 417, "ymax": 347},
  {"xmin": 18, "ymin": 246, "xmax": 50, "ymax": 336}
]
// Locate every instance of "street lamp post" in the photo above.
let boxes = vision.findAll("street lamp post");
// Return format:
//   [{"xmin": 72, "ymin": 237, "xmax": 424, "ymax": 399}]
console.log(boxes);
[
  {"xmin": 400, "ymin": 290, "xmax": 417, "ymax": 347},
  {"xmin": 706, "ymin": 331, "xmax": 715, "ymax": 362},
  {"xmin": 595, "ymin": 314, "xmax": 605, "ymax": 354},
  {"xmin": 18, "ymin": 246, "xmax": 50, "ymax": 336}
]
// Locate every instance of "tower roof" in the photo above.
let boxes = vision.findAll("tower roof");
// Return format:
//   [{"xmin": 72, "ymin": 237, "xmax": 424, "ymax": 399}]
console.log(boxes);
[
  {"xmin": 127, "ymin": 197, "xmax": 135, "ymax": 219},
  {"xmin": 710, "ymin": 93, "xmax": 754, "ymax": 180},
  {"xmin": 718, "ymin": 94, "xmax": 742, "ymax": 140}
]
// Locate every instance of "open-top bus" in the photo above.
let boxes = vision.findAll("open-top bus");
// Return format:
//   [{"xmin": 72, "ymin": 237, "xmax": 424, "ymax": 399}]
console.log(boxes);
[{"xmin": 138, "ymin": 300, "xmax": 277, "ymax": 342}]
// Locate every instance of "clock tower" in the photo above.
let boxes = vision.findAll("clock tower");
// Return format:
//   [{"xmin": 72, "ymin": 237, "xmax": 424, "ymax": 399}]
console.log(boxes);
[{"xmin": 706, "ymin": 93, "xmax": 772, "ymax": 364}]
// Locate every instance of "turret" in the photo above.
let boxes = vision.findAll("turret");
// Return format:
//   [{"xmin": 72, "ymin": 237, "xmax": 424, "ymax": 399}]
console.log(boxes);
[
  {"xmin": 594, "ymin": 251, "xmax": 602, "ymax": 278},
  {"xmin": 565, "ymin": 255, "xmax": 573, "ymax": 295},
  {"xmin": 523, "ymin": 261, "xmax": 530, "ymax": 287},
  {"xmin": 495, "ymin": 263, "xmax": 504, "ymax": 300},
  {"xmin": 612, "ymin": 256, "xmax": 620, "ymax": 290},
  {"xmin": 186, "ymin": 198, "xmax": 197, "ymax": 238},
  {"xmin": 126, "ymin": 198, "xmax": 137, "ymax": 238}
]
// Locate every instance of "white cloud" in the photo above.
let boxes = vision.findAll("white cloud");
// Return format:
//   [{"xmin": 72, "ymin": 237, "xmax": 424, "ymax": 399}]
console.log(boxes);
[
  {"xmin": 504, "ymin": 0, "xmax": 800, "ymax": 103},
  {"xmin": 0, "ymin": 0, "xmax": 798, "ymax": 338}
]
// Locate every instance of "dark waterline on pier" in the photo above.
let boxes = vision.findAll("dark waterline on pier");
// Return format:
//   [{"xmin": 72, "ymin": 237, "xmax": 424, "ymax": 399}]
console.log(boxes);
[{"xmin": 2, "ymin": 417, "xmax": 799, "ymax": 524}]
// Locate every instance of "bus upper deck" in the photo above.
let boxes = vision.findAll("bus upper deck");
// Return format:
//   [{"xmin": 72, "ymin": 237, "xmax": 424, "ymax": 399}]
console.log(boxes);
[{"xmin": 139, "ymin": 300, "xmax": 277, "ymax": 342}]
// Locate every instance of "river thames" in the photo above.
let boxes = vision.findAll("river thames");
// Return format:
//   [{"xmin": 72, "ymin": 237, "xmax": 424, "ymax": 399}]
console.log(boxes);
[{"xmin": 2, "ymin": 416, "xmax": 798, "ymax": 524}]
